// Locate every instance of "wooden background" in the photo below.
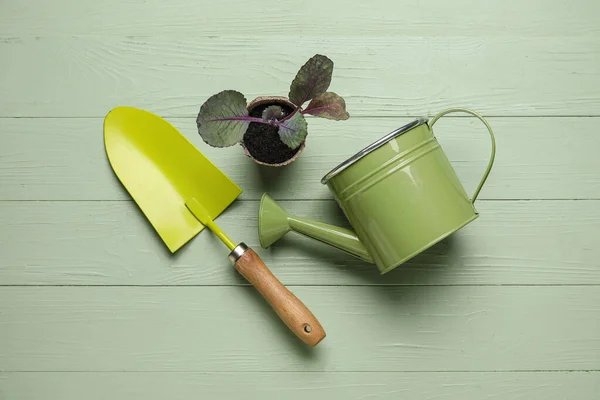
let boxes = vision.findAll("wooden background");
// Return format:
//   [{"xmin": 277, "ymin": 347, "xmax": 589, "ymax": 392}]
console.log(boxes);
[{"xmin": 1, "ymin": 0, "xmax": 599, "ymax": 398}]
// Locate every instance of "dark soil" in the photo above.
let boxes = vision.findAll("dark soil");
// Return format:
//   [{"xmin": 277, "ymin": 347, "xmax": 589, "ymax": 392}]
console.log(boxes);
[{"xmin": 243, "ymin": 102, "xmax": 301, "ymax": 164}]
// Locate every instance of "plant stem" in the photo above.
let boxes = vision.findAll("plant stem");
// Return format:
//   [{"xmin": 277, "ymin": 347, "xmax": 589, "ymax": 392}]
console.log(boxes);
[{"xmin": 280, "ymin": 105, "xmax": 302, "ymax": 122}]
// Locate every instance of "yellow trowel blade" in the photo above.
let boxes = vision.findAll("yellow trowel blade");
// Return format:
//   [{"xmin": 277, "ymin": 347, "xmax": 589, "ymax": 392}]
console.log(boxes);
[{"xmin": 103, "ymin": 106, "xmax": 242, "ymax": 253}]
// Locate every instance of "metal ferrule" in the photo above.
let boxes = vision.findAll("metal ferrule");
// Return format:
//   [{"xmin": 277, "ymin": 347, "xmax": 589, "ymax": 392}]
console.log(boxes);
[{"xmin": 228, "ymin": 243, "xmax": 249, "ymax": 264}]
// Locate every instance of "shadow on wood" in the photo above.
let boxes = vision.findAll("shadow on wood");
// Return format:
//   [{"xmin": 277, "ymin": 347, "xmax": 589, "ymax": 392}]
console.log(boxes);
[
  {"xmin": 272, "ymin": 234, "xmax": 459, "ymax": 285},
  {"xmin": 248, "ymin": 158, "xmax": 303, "ymax": 197}
]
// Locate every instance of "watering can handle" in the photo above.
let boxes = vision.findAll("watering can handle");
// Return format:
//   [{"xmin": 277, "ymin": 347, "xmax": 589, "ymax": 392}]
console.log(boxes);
[{"xmin": 429, "ymin": 108, "xmax": 497, "ymax": 204}]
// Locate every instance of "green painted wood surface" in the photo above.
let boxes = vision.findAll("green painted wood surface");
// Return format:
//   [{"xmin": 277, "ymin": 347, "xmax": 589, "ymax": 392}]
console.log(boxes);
[
  {"xmin": 1, "ymin": 287, "xmax": 599, "ymax": 371},
  {"xmin": 1, "ymin": 200, "xmax": 599, "ymax": 286},
  {"xmin": 1, "ymin": 36, "xmax": 598, "ymax": 117},
  {"xmin": 2, "ymin": 373, "xmax": 599, "ymax": 400},
  {"xmin": 2, "ymin": 117, "xmax": 600, "ymax": 200},
  {"xmin": 2, "ymin": 0, "xmax": 598, "ymax": 37},
  {"xmin": 1, "ymin": 0, "xmax": 599, "ymax": 398}
]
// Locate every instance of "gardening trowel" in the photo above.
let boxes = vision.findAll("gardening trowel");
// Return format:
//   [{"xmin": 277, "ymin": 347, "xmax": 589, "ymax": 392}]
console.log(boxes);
[{"xmin": 103, "ymin": 106, "xmax": 325, "ymax": 347}]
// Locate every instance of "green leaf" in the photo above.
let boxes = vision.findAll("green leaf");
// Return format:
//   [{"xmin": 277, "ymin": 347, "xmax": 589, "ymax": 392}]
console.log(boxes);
[
  {"xmin": 262, "ymin": 105, "xmax": 283, "ymax": 122},
  {"xmin": 278, "ymin": 112, "xmax": 308, "ymax": 149},
  {"xmin": 302, "ymin": 92, "xmax": 349, "ymax": 120},
  {"xmin": 288, "ymin": 54, "xmax": 334, "ymax": 106},
  {"xmin": 196, "ymin": 90, "xmax": 251, "ymax": 147}
]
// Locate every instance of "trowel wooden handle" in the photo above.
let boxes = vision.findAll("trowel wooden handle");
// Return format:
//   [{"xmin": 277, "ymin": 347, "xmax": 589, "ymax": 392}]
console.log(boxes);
[{"xmin": 229, "ymin": 244, "xmax": 326, "ymax": 347}]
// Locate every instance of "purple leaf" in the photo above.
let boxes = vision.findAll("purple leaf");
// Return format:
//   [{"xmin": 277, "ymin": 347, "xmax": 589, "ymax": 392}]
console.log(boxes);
[
  {"xmin": 288, "ymin": 54, "xmax": 334, "ymax": 107},
  {"xmin": 302, "ymin": 92, "xmax": 349, "ymax": 120},
  {"xmin": 278, "ymin": 112, "xmax": 308, "ymax": 149},
  {"xmin": 196, "ymin": 90, "xmax": 265, "ymax": 147}
]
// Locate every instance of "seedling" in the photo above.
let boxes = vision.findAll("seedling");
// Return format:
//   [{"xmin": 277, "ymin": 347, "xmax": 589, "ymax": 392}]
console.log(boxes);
[{"xmin": 196, "ymin": 54, "xmax": 349, "ymax": 166}]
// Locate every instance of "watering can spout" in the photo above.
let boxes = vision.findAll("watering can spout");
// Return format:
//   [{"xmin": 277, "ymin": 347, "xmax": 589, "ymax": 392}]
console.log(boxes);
[{"xmin": 258, "ymin": 193, "xmax": 374, "ymax": 263}]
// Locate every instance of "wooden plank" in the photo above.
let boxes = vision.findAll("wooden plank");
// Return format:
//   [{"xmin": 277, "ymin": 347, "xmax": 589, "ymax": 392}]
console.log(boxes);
[
  {"xmin": 0, "ymin": 286, "xmax": 598, "ymax": 371},
  {"xmin": 1, "ymin": 0, "xmax": 598, "ymax": 37},
  {"xmin": 2, "ymin": 117, "xmax": 599, "ymax": 201},
  {"xmin": 1, "ymin": 200, "xmax": 599, "ymax": 286},
  {"xmin": 1, "ymin": 372, "xmax": 599, "ymax": 400},
  {"xmin": 0, "ymin": 36, "xmax": 598, "ymax": 117}
]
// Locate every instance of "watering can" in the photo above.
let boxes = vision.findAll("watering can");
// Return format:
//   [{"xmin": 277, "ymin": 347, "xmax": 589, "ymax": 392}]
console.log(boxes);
[{"xmin": 258, "ymin": 108, "xmax": 496, "ymax": 274}]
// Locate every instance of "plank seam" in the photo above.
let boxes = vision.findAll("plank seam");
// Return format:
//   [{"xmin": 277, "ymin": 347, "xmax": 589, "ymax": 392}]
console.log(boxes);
[
  {"xmin": 3, "ymin": 370, "xmax": 599, "ymax": 373},
  {"xmin": 3, "ymin": 115, "xmax": 600, "ymax": 119},
  {"xmin": 1, "ymin": 284, "xmax": 599, "ymax": 288},
  {"xmin": 1, "ymin": 199, "xmax": 599, "ymax": 203}
]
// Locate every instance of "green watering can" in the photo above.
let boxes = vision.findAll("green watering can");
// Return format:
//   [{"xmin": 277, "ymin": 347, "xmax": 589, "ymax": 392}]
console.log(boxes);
[{"xmin": 258, "ymin": 108, "xmax": 497, "ymax": 274}]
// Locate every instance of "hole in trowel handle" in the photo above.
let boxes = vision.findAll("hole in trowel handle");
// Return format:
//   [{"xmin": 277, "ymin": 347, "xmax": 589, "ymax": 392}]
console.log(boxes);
[{"xmin": 304, "ymin": 325, "xmax": 312, "ymax": 333}]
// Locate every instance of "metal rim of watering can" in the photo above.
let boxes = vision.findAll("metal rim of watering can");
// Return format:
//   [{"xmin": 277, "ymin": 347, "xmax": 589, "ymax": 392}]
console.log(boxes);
[{"xmin": 321, "ymin": 117, "xmax": 428, "ymax": 184}]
